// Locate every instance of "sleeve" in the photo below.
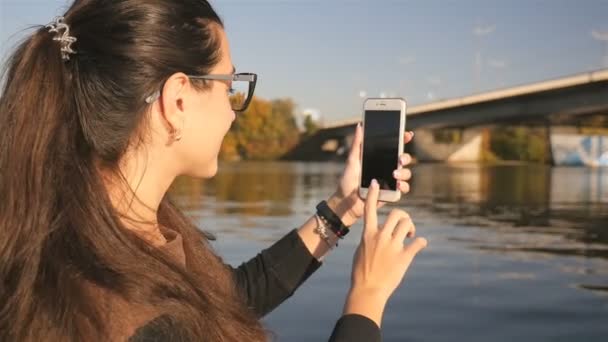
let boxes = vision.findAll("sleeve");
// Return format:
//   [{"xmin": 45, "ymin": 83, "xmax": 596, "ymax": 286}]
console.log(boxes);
[
  {"xmin": 227, "ymin": 229, "xmax": 382, "ymax": 341},
  {"xmin": 328, "ymin": 314, "xmax": 382, "ymax": 342},
  {"xmin": 228, "ymin": 228, "xmax": 323, "ymax": 317}
]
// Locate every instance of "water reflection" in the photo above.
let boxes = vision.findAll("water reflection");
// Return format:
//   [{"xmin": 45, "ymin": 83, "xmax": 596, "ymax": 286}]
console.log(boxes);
[
  {"xmin": 408, "ymin": 164, "xmax": 608, "ymax": 261},
  {"xmin": 169, "ymin": 162, "xmax": 607, "ymax": 340},
  {"xmin": 171, "ymin": 161, "xmax": 345, "ymax": 214},
  {"xmin": 409, "ymin": 164, "xmax": 607, "ymax": 207},
  {"xmin": 171, "ymin": 163, "xmax": 608, "ymax": 255},
  {"xmin": 172, "ymin": 162, "xmax": 299, "ymax": 216}
]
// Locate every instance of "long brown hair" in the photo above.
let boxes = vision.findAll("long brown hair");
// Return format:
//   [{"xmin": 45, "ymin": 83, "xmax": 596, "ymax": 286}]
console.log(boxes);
[{"xmin": 0, "ymin": 0, "xmax": 269, "ymax": 340}]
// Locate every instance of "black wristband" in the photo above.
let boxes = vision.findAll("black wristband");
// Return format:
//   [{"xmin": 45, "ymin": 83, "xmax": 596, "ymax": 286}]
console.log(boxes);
[{"xmin": 316, "ymin": 200, "xmax": 350, "ymax": 238}]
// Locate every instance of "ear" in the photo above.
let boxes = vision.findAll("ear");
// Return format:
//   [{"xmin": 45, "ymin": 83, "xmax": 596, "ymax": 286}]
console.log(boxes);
[{"xmin": 158, "ymin": 72, "xmax": 190, "ymax": 138}]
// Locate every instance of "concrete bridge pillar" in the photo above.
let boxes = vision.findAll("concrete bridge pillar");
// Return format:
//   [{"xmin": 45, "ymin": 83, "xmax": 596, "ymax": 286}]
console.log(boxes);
[{"xmin": 413, "ymin": 127, "xmax": 484, "ymax": 162}]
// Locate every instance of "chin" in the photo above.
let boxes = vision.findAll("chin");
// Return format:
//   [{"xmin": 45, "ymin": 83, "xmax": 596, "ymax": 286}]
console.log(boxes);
[{"xmin": 187, "ymin": 159, "xmax": 218, "ymax": 179}]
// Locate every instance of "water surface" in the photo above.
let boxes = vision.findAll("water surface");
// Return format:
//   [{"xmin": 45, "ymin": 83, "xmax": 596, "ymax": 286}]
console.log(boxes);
[{"xmin": 170, "ymin": 162, "xmax": 608, "ymax": 341}]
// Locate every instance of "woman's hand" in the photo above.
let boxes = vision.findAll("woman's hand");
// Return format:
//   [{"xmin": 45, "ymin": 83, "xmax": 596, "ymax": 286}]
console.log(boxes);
[
  {"xmin": 343, "ymin": 179, "xmax": 427, "ymax": 327},
  {"xmin": 328, "ymin": 123, "xmax": 414, "ymax": 226}
]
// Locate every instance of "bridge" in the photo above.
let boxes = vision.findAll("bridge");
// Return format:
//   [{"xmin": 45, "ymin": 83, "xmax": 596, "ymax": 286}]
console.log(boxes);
[{"xmin": 284, "ymin": 69, "xmax": 608, "ymax": 162}]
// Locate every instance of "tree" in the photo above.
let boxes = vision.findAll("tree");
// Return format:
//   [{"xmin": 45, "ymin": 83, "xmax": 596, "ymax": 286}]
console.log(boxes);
[
  {"xmin": 219, "ymin": 96, "xmax": 301, "ymax": 160},
  {"xmin": 302, "ymin": 113, "xmax": 320, "ymax": 137}
]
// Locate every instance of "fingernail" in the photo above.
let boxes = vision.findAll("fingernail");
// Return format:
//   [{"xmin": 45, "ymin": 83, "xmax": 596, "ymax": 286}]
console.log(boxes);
[
  {"xmin": 410, "ymin": 131, "xmax": 415, "ymax": 137},
  {"xmin": 371, "ymin": 179, "xmax": 378, "ymax": 188},
  {"xmin": 393, "ymin": 170, "xmax": 399, "ymax": 178}
]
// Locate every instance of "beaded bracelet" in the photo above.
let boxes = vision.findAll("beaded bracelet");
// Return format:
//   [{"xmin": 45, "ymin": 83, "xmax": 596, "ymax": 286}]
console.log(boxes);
[{"xmin": 313, "ymin": 214, "xmax": 336, "ymax": 248}]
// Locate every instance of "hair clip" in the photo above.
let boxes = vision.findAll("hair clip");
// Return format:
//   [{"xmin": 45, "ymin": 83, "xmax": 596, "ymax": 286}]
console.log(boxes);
[
  {"xmin": 46, "ymin": 16, "xmax": 77, "ymax": 61},
  {"xmin": 145, "ymin": 90, "xmax": 161, "ymax": 104}
]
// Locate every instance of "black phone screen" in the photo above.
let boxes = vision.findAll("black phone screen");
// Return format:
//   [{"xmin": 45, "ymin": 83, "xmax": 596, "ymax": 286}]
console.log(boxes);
[{"xmin": 361, "ymin": 110, "xmax": 401, "ymax": 191}]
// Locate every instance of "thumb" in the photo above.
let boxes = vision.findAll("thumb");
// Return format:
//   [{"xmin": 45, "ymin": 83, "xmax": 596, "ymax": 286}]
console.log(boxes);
[{"xmin": 347, "ymin": 122, "xmax": 363, "ymax": 163}]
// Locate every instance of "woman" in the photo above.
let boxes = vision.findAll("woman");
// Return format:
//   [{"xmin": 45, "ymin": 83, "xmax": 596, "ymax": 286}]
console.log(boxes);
[{"xmin": 0, "ymin": 0, "xmax": 427, "ymax": 341}]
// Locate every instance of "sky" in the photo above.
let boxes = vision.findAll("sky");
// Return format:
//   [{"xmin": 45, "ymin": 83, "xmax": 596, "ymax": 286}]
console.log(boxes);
[{"xmin": 1, "ymin": 0, "xmax": 607, "ymax": 126}]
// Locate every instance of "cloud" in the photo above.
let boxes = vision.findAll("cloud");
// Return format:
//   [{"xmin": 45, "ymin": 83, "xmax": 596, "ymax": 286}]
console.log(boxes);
[
  {"xmin": 591, "ymin": 30, "xmax": 608, "ymax": 42},
  {"xmin": 398, "ymin": 56, "xmax": 416, "ymax": 65},
  {"xmin": 358, "ymin": 90, "xmax": 367, "ymax": 98},
  {"xmin": 302, "ymin": 108, "xmax": 321, "ymax": 121},
  {"xmin": 473, "ymin": 24, "xmax": 496, "ymax": 36},
  {"xmin": 488, "ymin": 59, "xmax": 508, "ymax": 69}
]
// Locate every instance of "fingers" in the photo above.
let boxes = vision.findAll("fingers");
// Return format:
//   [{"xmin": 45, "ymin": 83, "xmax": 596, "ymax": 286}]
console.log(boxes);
[
  {"xmin": 392, "ymin": 216, "xmax": 415, "ymax": 242},
  {"xmin": 403, "ymin": 237, "xmax": 428, "ymax": 260},
  {"xmin": 381, "ymin": 209, "xmax": 410, "ymax": 237},
  {"xmin": 393, "ymin": 167, "xmax": 411, "ymax": 194},
  {"xmin": 403, "ymin": 131, "xmax": 414, "ymax": 144},
  {"xmin": 397, "ymin": 180, "xmax": 410, "ymax": 193},
  {"xmin": 393, "ymin": 168, "xmax": 412, "ymax": 181},
  {"xmin": 399, "ymin": 154, "xmax": 412, "ymax": 166},
  {"xmin": 348, "ymin": 122, "xmax": 364, "ymax": 164},
  {"xmin": 364, "ymin": 178, "xmax": 380, "ymax": 237}
]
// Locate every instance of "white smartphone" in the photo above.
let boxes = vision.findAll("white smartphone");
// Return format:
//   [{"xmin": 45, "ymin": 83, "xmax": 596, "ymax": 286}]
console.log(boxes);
[{"xmin": 358, "ymin": 98, "xmax": 407, "ymax": 202}]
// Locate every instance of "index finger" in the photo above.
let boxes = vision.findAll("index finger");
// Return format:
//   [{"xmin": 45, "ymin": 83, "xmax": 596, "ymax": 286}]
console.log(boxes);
[{"xmin": 364, "ymin": 178, "xmax": 380, "ymax": 236}]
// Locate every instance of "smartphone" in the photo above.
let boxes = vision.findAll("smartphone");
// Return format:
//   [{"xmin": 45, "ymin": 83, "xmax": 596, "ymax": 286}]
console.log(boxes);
[{"xmin": 358, "ymin": 98, "xmax": 407, "ymax": 202}]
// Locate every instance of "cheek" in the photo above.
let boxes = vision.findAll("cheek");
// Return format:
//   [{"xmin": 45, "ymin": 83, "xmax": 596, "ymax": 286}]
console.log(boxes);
[
  {"xmin": 186, "ymin": 91, "xmax": 233, "ymax": 147},
  {"xmin": 189, "ymin": 113, "xmax": 225, "ymax": 149},
  {"xmin": 180, "ymin": 122, "xmax": 221, "ymax": 176},
  {"xmin": 195, "ymin": 90, "xmax": 231, "ymax": 125},
  {"xmin": 205, "ymin": 90, "xmax": 234, "ymax": 123},
  {"xmin": 214, "ymin": 88, "xmax": 233, "ymax": 118}
]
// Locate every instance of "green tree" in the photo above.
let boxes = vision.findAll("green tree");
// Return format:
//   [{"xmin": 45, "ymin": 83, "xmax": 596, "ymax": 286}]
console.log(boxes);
[
  {"xmin": 489, "ymin": 126, "xmax": 548, "ymax": 163},
  {"xmin": 302, "ymin": 113, "xmax": 320, "ymax": 137}
]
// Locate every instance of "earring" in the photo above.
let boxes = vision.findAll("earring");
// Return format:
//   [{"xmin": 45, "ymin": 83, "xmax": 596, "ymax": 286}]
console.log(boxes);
[
  {"xmin": 174, "ymin": 118, "xmax": 185, "ymax": 142},
  {"xmin": 169, "ymin": 127, "xmax": 182, "ymax": 142}
]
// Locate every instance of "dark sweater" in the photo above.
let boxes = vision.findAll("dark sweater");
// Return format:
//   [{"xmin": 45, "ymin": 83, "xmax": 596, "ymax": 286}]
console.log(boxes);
[{"xmin": 129, "ymin": 228, "xmax": 381, "ymax": 341}]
